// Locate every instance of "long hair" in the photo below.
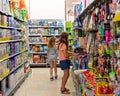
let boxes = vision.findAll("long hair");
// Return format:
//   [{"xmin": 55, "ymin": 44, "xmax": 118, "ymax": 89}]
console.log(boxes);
[
  {"xmin": 58, "ymin": 32, "xmax": 68, "ymax": 50},
  {"xmin": 48, "ymin": 37, "xmax": 55, "ymax": 48}
]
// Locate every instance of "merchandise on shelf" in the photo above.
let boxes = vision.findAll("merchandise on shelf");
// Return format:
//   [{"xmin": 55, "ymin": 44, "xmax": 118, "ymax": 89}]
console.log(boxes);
[
  {"xmin": 0, "ymin": 52, "xmax": 28, "ymax": 79},
  {"xmin": 29, "ymin": 37, "xmax": 43, "ymax": 43},
  {"xmin": 28, "ymin": 19, "xmax": 64, "ymax": 27},
  {"xmin": 29, "ymin": 28, "xmax": 44, "ymax": 34},
  {"xmin": 32, "ymin": 54, "xmax": 47, "ymax": 64},
  {"xmin": 29, "ymin": 27, "xmax": 63, "ymax": 35},
  {"xmin": 29, "ymin": 45, "xmax": 47, "ymax": 53},
  {"xmin": 0, "ymin": 59, "xmax": 9, "ymax": 78},
  {"xmin": 9, "ymin": 42, "xmax": 23, "ymax": 55},
  {"xmin": 65, "ymin": 21, "xmax": 74, "ymax": 51},
  {"xmin": 0, "ymin": 0, "xmax": 29, "ymax": 96},
  {"xmin": 28, "ymin": 19, "xmax": 64, "ymax": 66},
  {"xmin": 71, "ymin": 0, "xmax": 120, "ymax": 95},
  {"xmin": 0, "ymin": 66, "xmax": 24, "ymax": 95}
]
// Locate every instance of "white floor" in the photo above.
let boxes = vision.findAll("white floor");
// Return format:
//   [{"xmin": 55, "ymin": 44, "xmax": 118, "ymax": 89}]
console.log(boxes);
[{"xmin": 13, "ymin": 68, "xmax": 76, "ymax": 96}]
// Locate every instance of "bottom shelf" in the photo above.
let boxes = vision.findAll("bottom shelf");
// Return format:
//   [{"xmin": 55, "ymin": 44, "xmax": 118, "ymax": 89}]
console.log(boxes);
[
  {"xmin": 30, "ymin": 63, "xmax": 48, "ymax": 67},
  {"xmin": 5, "ymin": 69, "xmax": 31, "ymax": 96},
  {"xmin": 71, "ymin": 67, "xmax": 93, "ymax": 96},
  {"xmin": 30, "ymin": 63, "xmax": 60, "ymax": 67}
]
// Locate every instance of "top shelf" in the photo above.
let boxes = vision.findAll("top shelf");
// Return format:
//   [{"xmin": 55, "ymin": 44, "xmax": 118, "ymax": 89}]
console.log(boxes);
[
  {"xmin": 79, "ymin": 0, "xmax": 101, "ymax": 18},
  {"xmin": 28, "ymin": 26, "xmax": 64, "ymax": 28},
  {"xmin": 0, "ymin": 10, "xmax": 26, "ymax": 22}
]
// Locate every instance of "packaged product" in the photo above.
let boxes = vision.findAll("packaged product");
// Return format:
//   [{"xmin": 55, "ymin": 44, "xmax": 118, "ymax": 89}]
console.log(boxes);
[{"xmin": 33, "ymin": 55, "xmax": 40, "ymax": 63}]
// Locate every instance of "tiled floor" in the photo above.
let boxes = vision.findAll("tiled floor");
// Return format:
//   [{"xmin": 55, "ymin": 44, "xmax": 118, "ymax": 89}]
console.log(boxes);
[{"xmin": 13, "ymin": 68, "xmax": 76, "ymax": 96}]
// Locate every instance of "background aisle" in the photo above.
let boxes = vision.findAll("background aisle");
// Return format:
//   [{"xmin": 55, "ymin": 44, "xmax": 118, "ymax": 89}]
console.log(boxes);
[{"xmin": 14, "ymin": 68, "xmax": 76, "ymax": 96}]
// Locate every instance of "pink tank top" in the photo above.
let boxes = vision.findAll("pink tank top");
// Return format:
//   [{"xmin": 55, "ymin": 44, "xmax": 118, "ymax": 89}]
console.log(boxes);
[{"xmin": 58, "ymin": 43, "xmax": 67, "ymax": 61}]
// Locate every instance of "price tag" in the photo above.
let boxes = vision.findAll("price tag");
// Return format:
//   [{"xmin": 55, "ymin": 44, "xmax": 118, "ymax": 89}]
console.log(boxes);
[{"xmin": 96, "ymin": 78, "xmax": 108, "ymax": 82}]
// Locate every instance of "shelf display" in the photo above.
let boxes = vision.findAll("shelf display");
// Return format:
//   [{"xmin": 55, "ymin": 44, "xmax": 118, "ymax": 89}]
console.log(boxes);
[
  {"xmin": 71, "ymin": 0, "xmax": 120, "ymax": 96},
  {"xmin": 28, "ymin": 19, "xmax": 64, "ymax": 67},
  {"xmin": 0, "ymin": 0, "xmax": 30, "ymax": 96},
  {"xmin": 65, "ymin": 21, "xmax": 74, "ymax": 51}
]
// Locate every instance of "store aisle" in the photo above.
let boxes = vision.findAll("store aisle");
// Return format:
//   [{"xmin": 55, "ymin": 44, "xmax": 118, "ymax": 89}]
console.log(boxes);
[{"xmin": 14, "ymin": 68, "xmax": 76, "ymax": 96}]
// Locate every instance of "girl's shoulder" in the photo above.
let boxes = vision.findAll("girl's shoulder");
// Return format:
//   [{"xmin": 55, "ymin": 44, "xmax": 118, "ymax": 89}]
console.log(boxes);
[{"xmin": 58, "ymin": 43, "xmax": 66, "ymax": 50}]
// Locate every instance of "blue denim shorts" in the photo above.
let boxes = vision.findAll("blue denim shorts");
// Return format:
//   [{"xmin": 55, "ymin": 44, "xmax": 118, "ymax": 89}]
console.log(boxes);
[{"xmin": 60, "ymin": 60, "xmax": 70, "ymax": 70}]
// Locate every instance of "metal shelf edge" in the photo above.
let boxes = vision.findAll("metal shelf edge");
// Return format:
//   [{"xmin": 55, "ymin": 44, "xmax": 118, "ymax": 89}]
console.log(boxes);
[
  {"xmin": 0, "ymin": 50, "xmax": 28, "ymax": 62},
  {"xmin": 0, "ymin": 61, "xmax": 27, "ymax": 81},
  {"xmin": 0, "ymin": 39, "xmax": 24, "ymax": 44}
]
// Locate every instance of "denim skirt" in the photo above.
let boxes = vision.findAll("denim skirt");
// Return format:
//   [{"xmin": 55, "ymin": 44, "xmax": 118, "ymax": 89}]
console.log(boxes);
[{"xmin": 60, "ymin": 60, "xmax": 70, "ymax": 70}]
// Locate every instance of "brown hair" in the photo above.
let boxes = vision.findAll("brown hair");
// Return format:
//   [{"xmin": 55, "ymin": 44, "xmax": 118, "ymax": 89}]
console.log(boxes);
[
  {"xmin": 48, "ymin": 37, "xmax": 56, "ymax": 48},
  {"xmin": 58, "ymin": 32, "xmax": 68, "ymax": 50}
]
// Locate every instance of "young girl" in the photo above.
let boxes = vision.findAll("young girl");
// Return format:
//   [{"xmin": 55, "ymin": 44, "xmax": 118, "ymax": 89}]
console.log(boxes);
[
  {"xmin": 58, "ymin": 32, "xmax": 75, "ymax": 94},
  {"xmin": 47, "ymin": 37, "xmax": 58, "ymax": 81}
]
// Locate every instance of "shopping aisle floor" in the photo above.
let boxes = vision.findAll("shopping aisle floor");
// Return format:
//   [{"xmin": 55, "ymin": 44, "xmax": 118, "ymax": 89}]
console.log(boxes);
[{"xmin": 14, "ymin": 68, "xmax": 76, "ymax": 96}]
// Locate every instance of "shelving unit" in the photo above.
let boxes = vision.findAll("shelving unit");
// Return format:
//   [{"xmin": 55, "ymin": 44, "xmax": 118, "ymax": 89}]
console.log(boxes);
[
  {"xmin": 71, "ymin": 0, "xmax": 120, "ymax": 96},
  {"xmin": 27, "ymin": 19, "xmax": 64, "ymax": 67},
  {"xmin": 65, "ymin": 21, "xmax": 74, "ymax": 51},
  {"xmin": 0, "ymin": 0, "xmax": 30, "ymax": 96},
  {"xmin": 0, "ymin": 39, "xmax": 24, "ymax": 44}
]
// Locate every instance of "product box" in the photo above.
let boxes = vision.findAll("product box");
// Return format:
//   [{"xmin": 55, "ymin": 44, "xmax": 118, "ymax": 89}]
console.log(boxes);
[
  {"xmin": 0, "ymin": 14, "xmax": 1, "ymax": 25},
  {"xmin": 0, "ymin": 29, "xmax": 2, "ymax": 38},
  {"xmin": 43, "ymin": 46, "xmax": 47, "ymax": 52},
  {"xmin": 9, "ymin": 57, "xmax": 15, "ymax": 71},
  {"xmin": 8, "ymin": 74, "xmax": 15, "ymax": 88},
  {"xmin": 50, "ymin": 28, "xmax": 55, "ymax": 35},
  {"xmin": 57, "ymin": 21, "xmax": 63, "ymax": 26},
  {"xmin": 33, "ymin": 54, "xmax": 40, "ymax": 63},
  {"xmin": 10, "ymin": 29, "xmax": 15, "ymax": 40},
  {"xmin": 1, "ymin": 79, "xmax": 6, "ymax": 94},
  {"xmin": 10, "ymin": 43, "xmax": 15, "ymax": 55},
  {"xmin": 78, "ymin": 37, "xmax": 84, "ymax": 47},
  {"xmin": 39, "ymin": 45, "xmax": 44, "ymax": 52},
  {"xmin": 0, "ymin": 62, "xmax": 3, "ymax": 78},
  {"xmin": 55, "ymin": 29, "xmax": 58, "ymax": 35}
]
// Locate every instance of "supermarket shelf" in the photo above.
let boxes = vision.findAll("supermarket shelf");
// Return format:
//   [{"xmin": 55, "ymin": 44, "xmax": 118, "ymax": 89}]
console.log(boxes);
[
  {"xmin": 29, "ymin": 43, "xmax": 48, "ymax": 45},
  {"xmin": 0, "ymin": 39, "xmax": 24, "ymax": 44},
  {"xmin": 28, "ymin": 26, "xmax": 64, "ymax": 28},
  {"xmin": 30, "ymin": 63, "xmax": 60, "ymax": 67},
  {"xmin": 0, "ymin": 50, "xmax": 28, "ymax": 63},
  {"xmin": 0, "ymin": 11, "xmax": 25, "ymax": 22},
  {"xmin": 0, "ymin": 25, "xmax": 22, "ymax": 31},
  {"xmin": 30, "ymin": 63, "xmax": 48, "ymax": 67},
  {"xmin": 14, "ymin": 17, "xmax": 26, "ymax": 22},
  {"xmin": 71, "ymin": 67, "xmax": 82, "ymax": 96},
  {"xmin": 5, "ymin": 69, "xmax": 31, "ymax": 96},
  {"xmin": 29, "ymin": 52, "xmax": 47, "ymax": 54},
  {"xmin": 46, "ymin": 63, "xmax": 60, "ymax": 67},
  {"xmin": 79, "ymin": 0, "xmax": 103, "ymax": 18},
  {"xmin": 14, "ymin": 28, "xmax": 22, "ymax": 31},
  {"xmin": 0, "ymin": 26, "xmax": 14, "ymax": 29},
  {"xmin": 29, "ymin": 34, "xmax": 60, "ymax": 37},
  {"xmin": 0, "ymin": 61, "xmax": 27, "ymax": 81},
  {"xmin": 78, "ymin": 73, "xmax": 93, "ymax": 96},
  {"xmin": 30, "ymin": 63, "xmax": 47, "ymax": 65},
  {"xmin": 0, "ymin": 10, "xmax": 12, "ymax": 16}
]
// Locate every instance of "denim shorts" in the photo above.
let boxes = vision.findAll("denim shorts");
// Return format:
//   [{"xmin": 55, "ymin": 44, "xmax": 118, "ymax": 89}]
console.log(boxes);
[{"xmin": 60, "ymin": 60, "xmax": 70, "ymax": 70}]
